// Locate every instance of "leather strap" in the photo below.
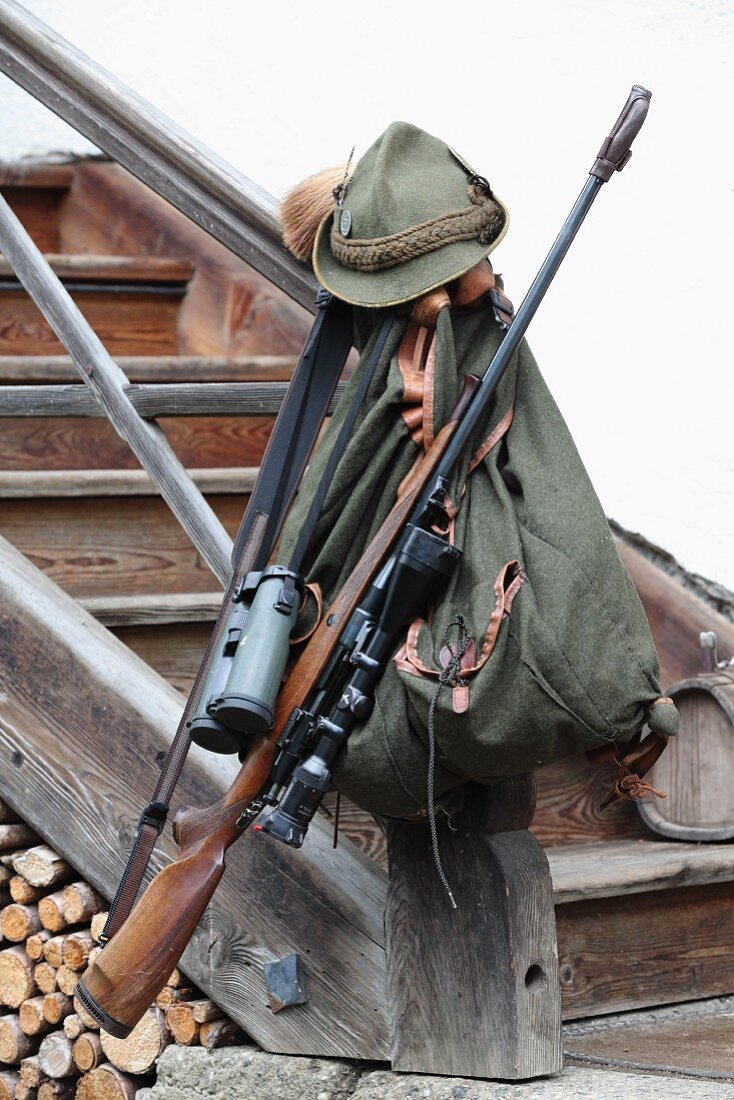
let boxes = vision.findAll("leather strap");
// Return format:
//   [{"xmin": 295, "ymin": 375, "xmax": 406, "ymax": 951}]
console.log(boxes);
[
  {"xmin": 451, "ymin": 260, "xmax": 495, "ymax": 307},
  {"xmin": 489, "ymin": 287, "xmax": 514, "ymax": 330},
  {"xmin": 588, "ymin": 727, "xmax": 670, "ymax": 809},
  {"xmin": 396, "ymin": 262, "xmax": 515, "ymax": 455},
  {"xmin": 101, "ymin": 293, "xmax": 354, "ymax": 943},
  {"xmin": 411, "ymin": 286, "xmax": 450, "ymax": 327},
  {"xmin": 397, "ymin": 321, "xmax": 432, "ymax": 447},
  {"xmin": 451, "ymin": 260, "xmax": 514, "ymax": 329}
]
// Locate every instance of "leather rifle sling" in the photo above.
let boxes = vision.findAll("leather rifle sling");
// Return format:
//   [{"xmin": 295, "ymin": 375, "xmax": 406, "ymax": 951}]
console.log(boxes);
[{"xmin": 101, "ymin": 292, "xmax": 355, "ymax": 941}]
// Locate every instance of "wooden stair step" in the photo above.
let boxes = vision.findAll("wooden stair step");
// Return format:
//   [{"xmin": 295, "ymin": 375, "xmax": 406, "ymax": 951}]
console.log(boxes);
[
  {"xmin": 0, "ymin": 467, "xmax": 257, "ymax": 497},
  {"xmin": 0, "ymin": 253, "xmax": 195, "ymax": 285},
  {"xmin": 0, "ymin": 354, "xmax": 296, "ymax": 383},
  {"xmin": 0, "ymin": 289, "xmax": 180, "ymax": 355},
  {"xmin": 0, "ymin": 164, "xmax": 75, "ymax": 188},
  {"xmin": 0, "ymin": 380, "xmax": 345, "ymax": 418},
  {"xmin": 114, "ymin": 619, "xmax": 213, "ymax": 695},
  {"xmin": 564, "ymin": 997, "xmax": 734, "ymax": 1076},
  {"xmin": 79, "ymin": 591, "xmax": 221, "ymax": 627},
  {"xmin": 0, "ymin": 165, "xmax": 74, "ymax": 253},
  {"xmin": 63, "ymin": 161, "xmax": 313, "ymax": 359},
  {"xmin": 0, "ymin": 492, "xmax": 244, "ymax": 598},
  {"xmin": 0, "ymin": 415, "xmax": 271, "ymax": 470},
  {"xmin": 555, "ymin": 844, "xmax": 734, "ymax": 1019},
  {"xmin": 548, "ymin": 837, "xmax": 734, "ymax": 904},
  {"xmin": 0, "ymin": 254, "xmax": 189, "ymax": 356}
]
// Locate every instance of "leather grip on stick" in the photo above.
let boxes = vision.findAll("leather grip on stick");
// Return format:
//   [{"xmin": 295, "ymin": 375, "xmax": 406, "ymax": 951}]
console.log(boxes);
[{"xmin": 590, "ymin": 85, "xmax": 651, "ymax": 181}]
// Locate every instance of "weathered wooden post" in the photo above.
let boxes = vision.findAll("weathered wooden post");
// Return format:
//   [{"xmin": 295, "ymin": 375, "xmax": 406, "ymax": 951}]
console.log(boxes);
[{"xmin": 385, "ymin": 775, "xmax": 562, "ymax": 1079}]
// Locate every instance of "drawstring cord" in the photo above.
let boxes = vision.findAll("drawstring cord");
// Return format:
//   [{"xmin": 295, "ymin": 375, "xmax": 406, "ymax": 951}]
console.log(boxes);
[{"xmin": 426, "ymin": 615, "xmax": 471, "ymax": 910}]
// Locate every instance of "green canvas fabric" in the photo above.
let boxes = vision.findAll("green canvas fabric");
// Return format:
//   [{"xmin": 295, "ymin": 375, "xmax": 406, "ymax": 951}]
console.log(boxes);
[{"xmin": 278, "ymin": 299, "xmax": 664, "ymax": 820}]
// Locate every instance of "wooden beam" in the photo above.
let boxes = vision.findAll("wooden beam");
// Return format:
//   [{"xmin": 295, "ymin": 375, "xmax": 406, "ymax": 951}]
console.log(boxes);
[
  {"xmin": 547, "ymin": 839, "xmax": 734, "ymax": 904},
  {"xmin": 0, "ymin": 355, "xmax": 296, "ymax": 384},
  {"xmin": 0, "ymin": 1, "xmax": 317, "ymax": 310},
  {"xmin": 0, "ymin": 381, "xmax": 345, "ymax": 418},
  {"xmin": 0, "ymin": 534, "xmax": 388, "ymax": 1058},
  {"xmin": 386, "ymin": 779, "xmax": 562, "ymax": 1079},
  {"xmin": 0, "ymin": 468, "xmax": 257, "ymax": 498},
  {"xmin": 0, "ymin": 255, "xmax": 195, "ymax": 283},
  {"xmin": 0, "ymin": 191, "xmax": 233, "ymax": 586},
  {"xmin": 79, "ymin": 592, "xmax": 222, "ymax": 627}
]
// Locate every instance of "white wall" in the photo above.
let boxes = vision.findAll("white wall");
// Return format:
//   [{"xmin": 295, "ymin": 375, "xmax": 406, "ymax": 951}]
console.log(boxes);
[{"xmin": 1, "ymin": 0, "xmax": 732, "ymax": 588}]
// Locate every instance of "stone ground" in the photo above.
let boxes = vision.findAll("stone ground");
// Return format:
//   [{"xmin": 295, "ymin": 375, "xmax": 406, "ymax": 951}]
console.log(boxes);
[{"xmin": 138, "ymin": 995, "xmax": 734, "ymax": 1100}]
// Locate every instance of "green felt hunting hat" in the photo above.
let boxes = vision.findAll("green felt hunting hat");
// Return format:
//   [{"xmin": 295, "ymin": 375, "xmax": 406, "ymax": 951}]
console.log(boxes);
[{"xmin": 313, "ymin": 121, "xmax": 509, "ymax": 308}]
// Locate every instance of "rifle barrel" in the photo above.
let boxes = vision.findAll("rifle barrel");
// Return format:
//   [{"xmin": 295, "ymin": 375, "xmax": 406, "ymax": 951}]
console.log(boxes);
[{"xmin": 416, "ymin": 175, "xmax": 602, "ymax": 517}]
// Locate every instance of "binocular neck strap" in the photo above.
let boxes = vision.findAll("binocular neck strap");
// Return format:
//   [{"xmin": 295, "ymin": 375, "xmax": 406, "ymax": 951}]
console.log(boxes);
[{"xmin": 102, "ymin": 293, "xmax": 355, "ymax": 944}]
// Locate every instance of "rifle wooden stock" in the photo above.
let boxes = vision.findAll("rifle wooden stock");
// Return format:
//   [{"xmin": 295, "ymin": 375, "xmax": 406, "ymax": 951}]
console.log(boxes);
[
  {"xmin": 76, "ymin": 417, "xmax": 460, "ymax": 1036},
  {"xmin": 77, "ymin": 827, "xmax": 230, "ymax": 1037}
]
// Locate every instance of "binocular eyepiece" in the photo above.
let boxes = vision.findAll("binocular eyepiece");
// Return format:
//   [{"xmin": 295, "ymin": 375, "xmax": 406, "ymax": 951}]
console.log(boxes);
[{"xmin": 188, "ymin": 566, "xmax": 303, "ymax": 756}]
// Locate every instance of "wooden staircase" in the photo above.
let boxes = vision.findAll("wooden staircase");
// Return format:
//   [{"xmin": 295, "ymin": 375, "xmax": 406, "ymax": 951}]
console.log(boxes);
[
  {"xmin": 0, "ymin": 160, "xmax": 306, "ymax": 693},
  {"xmin": 1, "ymin": 159, "xmax": 734, "ymax": 1043}
]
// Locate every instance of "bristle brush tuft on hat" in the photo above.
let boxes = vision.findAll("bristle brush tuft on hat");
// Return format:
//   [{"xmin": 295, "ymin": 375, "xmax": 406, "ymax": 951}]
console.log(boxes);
[{"xmin": 280, "ymin": 165, "xmax": 352, "ymax": 263}]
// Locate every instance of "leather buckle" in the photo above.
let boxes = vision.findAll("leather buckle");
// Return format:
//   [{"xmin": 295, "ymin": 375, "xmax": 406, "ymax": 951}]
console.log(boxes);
[{"xmin": 489, "ymin": 287, "xmax": 514, "ymax": 331}]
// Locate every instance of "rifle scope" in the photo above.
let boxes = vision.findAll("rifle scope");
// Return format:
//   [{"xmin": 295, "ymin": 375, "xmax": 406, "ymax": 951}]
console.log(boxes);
[{"xmin": 258, "ymin": 524, "xmax": 462, "ymax": 847}]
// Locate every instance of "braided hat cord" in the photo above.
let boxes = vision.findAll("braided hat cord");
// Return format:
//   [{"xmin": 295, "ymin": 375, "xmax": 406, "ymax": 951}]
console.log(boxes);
[{"xmin": 330, "ymin": 182, "xmax": 504, "ymax": 274}]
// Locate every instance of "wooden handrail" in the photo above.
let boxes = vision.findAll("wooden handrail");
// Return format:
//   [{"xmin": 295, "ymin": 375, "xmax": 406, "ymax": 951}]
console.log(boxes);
[
  {"xmin": 0, "ymin": 356, "xmax": 298, "ymax": 383},
  {"xmin": 0, "ymin": 381, "xmax": 347, "ymax": 418},
  {"xmin": 0, "ymin": 0, "xmax": 317, "ymax": 310},
  {"xmin": 0, "ymin": 467, "xmax": 258, "ymax": 498}
]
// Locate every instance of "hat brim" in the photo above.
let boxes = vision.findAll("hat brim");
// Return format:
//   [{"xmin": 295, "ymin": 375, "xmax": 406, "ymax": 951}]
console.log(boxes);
[{"xmin": 312, "ymin": 197, "xmax": 509, "ymax": 308}]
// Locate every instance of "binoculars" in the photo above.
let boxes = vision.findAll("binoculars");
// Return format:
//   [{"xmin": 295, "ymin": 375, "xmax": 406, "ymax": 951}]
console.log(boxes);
[{"xmin": 188, "ymin": 565, "xmax": 304, "ymax": 755}]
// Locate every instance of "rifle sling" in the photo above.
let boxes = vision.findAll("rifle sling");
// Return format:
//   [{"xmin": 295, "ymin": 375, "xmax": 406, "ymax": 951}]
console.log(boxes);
[
  {"xmin": 102, "ymin": 292, "xmax": 356, "ymax": 942},
  {"xmin": 288, "ymin": 312, "xmax": 395, "ymax": 573}
]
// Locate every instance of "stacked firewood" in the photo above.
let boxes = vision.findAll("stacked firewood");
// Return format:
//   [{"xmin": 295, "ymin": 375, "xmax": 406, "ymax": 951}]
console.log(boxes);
[{"xmin": 0, "ymin": 802, "xmax": 244, "ymax": 1100}]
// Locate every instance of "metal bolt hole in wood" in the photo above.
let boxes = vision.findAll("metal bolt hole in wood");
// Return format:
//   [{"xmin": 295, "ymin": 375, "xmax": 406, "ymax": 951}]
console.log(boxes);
[{"xmin": 0, "ymin": 0, "xmax": 656, "ymax": 1081}]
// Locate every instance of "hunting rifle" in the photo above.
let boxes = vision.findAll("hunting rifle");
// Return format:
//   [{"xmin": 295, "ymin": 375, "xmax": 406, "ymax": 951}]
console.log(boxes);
[{"xmin": 77, "ymin": 86, "xmax": 651, "ymax": 1037}]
